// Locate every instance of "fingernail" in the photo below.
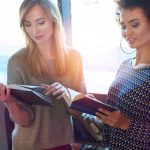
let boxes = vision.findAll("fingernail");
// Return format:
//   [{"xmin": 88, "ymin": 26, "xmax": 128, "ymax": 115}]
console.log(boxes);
[
  {"xmin": 45, "ymin": 92, "xmax": 48, "ymax": 95},
  {"xmin": 99, "ymin": 108, "xmax": 102, "ymax": 111},
  {"xmin": 52, "ymin": 92, "xmax": 56, "ymax": 95}
]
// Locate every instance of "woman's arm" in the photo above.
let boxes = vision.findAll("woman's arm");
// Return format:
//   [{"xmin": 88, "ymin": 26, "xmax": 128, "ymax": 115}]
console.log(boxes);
[
  {"xmin": 0, "ymin": 83, "xmax": 34, "ymax": 126},
  {"xmin": 5, "ymin": 55, "xmax": 34, "ymax": 126},
  {"xmin": 127, "ymin": 118, "xmax": 150, "ymax": 142}
]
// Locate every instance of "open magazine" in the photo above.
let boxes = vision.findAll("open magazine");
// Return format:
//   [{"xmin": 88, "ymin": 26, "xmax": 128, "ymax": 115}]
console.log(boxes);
[{"xmin": 8, "ymin": 84, "xmax": 54, "ymax": 107}]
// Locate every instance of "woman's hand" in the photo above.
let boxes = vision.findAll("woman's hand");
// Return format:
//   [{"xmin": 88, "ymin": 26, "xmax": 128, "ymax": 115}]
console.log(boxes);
[
  {"xmin": 41, "ymin": 82, "xmax": 66, "ymax": 99},
  {"xmin": 0, "ymin": 83, "xmax": 14, "ymax": 104},
  {"xmin": 0, "ymin": 83, "xmax": 33, "ymax": 126},
  {"xmin": 96, "ymin": 108, "xmax": 130, "ymax": 130}
]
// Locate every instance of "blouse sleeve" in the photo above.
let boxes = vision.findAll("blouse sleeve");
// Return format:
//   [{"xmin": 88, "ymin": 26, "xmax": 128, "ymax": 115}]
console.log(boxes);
[
  {"xmin": 127, "ymin": 118, "xmax": 150, "ymax": 143},
  {"xmin": 127, "ymin": 82, "xmax": 150, "ymax": 144}
]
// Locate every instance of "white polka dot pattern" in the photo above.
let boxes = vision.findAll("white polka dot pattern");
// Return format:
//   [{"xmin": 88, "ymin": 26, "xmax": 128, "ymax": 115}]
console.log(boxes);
[{"xmin": 101, "ymin": 59, "xmax": 150, "ymax": 150}]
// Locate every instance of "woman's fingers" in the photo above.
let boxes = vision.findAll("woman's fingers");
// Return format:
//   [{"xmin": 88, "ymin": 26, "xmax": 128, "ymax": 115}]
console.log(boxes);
[
  {"xmin": 96, "ymin": 109, "xmax": 123, "ymax": 128},
  {"xmin": 56, "ymin": 92, "xmax": 65, "ymax": 99},
  {"xmin": 96, "ymin": 112, "xmax": 114, "ymax": 127},
  {"xmin": 52, "ymin": 87, "xmax": 65, "ymax": 96},
  {"xmin": 0, "ymin": 84, "xmax": 5, "ymax": 97},
  {"xmin": 41, "ymin": 82, "xmax": 66, "ymax": 98},
  {"xmin": 6, "ymin": 86, "xmax": 11, "ymax": 97},
  {"xmin": 87, "ymin": 94, "xmax": 95, "ymax": 99},
  {"xmin": 96, "ymin": 108, "xmax": 117, "ymax": 127},
  {"xmin": 0, "ymin": 84, "xmax": 10, "ymax": 102},
  {"xmin": 98, "ymin": 108, "xmax": 111, "ymax": 116}
]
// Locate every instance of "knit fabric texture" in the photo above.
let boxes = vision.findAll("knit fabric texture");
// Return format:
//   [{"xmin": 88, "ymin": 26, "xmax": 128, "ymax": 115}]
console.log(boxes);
[{"xmin": 7, "ymin": 48, "xmax": 86, "ymax": 150}]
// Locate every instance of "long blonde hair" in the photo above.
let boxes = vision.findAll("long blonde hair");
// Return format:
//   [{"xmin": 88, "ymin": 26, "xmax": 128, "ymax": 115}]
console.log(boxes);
[{"xmin": 19, "ymin": 0, "xmax": 69, "ymax": 77}]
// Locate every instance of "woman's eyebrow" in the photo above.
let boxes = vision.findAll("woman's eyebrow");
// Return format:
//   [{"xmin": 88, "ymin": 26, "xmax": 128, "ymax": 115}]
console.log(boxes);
[
  {"xmin": 35, "ymin": 18, "xmax": 46, "ymax": 22},
  {"xmin": 119, "ymin": 19, "xmax": 139, "ymax": 25},
  {"xmin": 24, "ymin": 18, "xmax": 46, "ymax": 23},
  {"xmin": 129, "ymin": 19, "xmax": 139, "ymax": 23}
]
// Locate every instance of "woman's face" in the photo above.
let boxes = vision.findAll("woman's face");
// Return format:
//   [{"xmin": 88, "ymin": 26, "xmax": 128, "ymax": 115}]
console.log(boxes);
[
  {"xmin": 24, "ymin": 5, "xmax": 54, "ymax": 46},
  {"xmin": 120, "ymin": 8, "xmax": 150, "ymax": 49}
]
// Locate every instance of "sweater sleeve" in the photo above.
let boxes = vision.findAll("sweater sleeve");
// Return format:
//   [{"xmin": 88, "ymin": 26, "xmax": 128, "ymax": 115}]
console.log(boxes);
[
  {"xmin": 7, "ymin": 55, "xmax": 24, "ymax": 85},
  {"xmin": 76, "ymin": 54, "xmax": 87, "ymax": 94},
  {"xmin": 7, "ymin": 53, "xmax": 35, "ymax": 126},
  {"xmin": 69, "ymin": 49, "xmax": 87, "ymax": 94}
]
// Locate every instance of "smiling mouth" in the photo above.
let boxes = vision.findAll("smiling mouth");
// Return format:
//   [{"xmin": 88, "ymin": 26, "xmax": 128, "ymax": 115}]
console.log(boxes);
[
  {"xmin": 35, "ymin": 36, "xmax": 43, "ymax": 39},
  {"xmin": 127, "ymin": 38, "xmax": 136, "ymax": 44}
]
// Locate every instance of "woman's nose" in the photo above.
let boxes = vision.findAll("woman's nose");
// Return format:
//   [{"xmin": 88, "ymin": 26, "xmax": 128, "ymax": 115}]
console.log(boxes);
[
  {"xmin": 126, "ymin": 27, "xmax": 133, "ymax": 36},
  {"xmin": 32, "ymin": 24, "xmax": 40, "ymax": 35}
]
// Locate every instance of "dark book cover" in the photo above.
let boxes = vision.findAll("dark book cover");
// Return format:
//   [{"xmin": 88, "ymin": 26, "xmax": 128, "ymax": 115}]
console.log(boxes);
[
  {"xmin": 63, "ymin": 88, "xmax": 118, "ymax": 116},
  {"xmin": 70, "ymin": 97, "xmax": 117, "ymax": 116},
  {"xmin": 8, "ymin": 84, "xmax": 55, "ymax": 107}
]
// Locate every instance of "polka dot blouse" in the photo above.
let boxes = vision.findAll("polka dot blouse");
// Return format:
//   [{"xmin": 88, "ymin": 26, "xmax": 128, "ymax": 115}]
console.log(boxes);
[{"xmin": 101, "ymin": 59, "xmax": 150, "ymax": 150}]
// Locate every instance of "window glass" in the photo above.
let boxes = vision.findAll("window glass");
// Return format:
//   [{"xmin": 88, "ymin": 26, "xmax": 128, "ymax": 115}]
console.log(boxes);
[
  {"xmin": 70, "ymin": 0, "xmax": 134, "ymax": 92},
  {"xmin": 0, "ymin": 0, "xmax": 58, "ymax": 84},
  {"xmin": 71, "ymin": 0, "xmax": 123, "ymax": 71},
  {"xmin": 0, "ymin": 1, "xmax": 23, "ymax": 83}
]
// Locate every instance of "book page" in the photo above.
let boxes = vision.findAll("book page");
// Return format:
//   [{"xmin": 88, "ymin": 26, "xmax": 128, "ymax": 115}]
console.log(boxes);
[
  {"xmin": 8, "ymin": 84, "xmax": 31, "ymax": 91},
  {"xmin": 67, "ymin": 88, "xmax": 85, "ymax": 101},
  {"xmin": 20, "ymin": 85, "xmax": 45, "ymax": 94}
]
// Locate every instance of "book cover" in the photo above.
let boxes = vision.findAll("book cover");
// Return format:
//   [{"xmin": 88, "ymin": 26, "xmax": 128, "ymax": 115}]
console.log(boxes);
[
  {"xmin": 8, "ymin": 84, "xmax": 55, "ymax": 107},
  {"xmin": 73, "ymin": 113, "xmax": 103, "ymax": 145},
  {"xmin": 63, "ymin": 88, "xmax": 118, "ymax": 116}
]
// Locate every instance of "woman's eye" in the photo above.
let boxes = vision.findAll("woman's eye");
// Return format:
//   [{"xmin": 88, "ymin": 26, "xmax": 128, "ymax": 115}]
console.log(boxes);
[
  {"xmin": 24, "ymin": 23, "xmax": 31, "ymax": 27},
  {"xmin": 38, "ymin": 20, "xmax": 45, "ymax": 25},
  {"xmin": 131, "ymin": 22, "xmax": 139, "ymax": 28}
]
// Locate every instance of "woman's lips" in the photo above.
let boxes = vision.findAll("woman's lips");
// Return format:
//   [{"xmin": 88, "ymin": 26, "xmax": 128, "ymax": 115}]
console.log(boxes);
[
  {"xmin": 34, "ymin": 35, "xmax": 43, "ymax": 40},
  {"xmin": 127, "ymin": 38, "xmax": 137, "ymax": 44}
]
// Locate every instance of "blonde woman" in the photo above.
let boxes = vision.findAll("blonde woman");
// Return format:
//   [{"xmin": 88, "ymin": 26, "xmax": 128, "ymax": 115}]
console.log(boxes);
[{"xmin": 0, "ymin": 0, "xmax": 86, "ymax": 149}]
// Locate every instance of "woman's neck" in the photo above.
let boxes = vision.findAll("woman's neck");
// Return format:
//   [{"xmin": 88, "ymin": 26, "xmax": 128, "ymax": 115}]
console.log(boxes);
[
  {"xmin": 133, "ymin": 48, "xmax": 150, "ymax": 68},
  {"xmin": 135, "ymin": 46, "xmax": 150, "ymax": 64},
  {"xmin": 37, "ymin": 43, "xmax": 55, "ymax": 60}
]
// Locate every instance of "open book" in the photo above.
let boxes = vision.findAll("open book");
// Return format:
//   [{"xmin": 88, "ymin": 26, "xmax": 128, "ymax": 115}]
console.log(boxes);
[
  {"xmin": 63, "ymin": 88, "xmax": 118, "ymax": 116},
  {"xmin": 8, "ymin": 84, "xmax": 54, "ymax": 107}
]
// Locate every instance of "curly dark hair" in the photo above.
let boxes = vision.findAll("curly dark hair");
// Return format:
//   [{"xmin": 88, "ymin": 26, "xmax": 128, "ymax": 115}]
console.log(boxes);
[{"xmin": 115, "ymin": 0, "xmax": 150, "ymax": 22}]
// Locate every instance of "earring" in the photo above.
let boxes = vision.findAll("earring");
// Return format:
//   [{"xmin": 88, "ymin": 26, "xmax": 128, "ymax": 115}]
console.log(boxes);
[{"xmin": 120, "ymin": 38, "xmax": 135, "ymax": 54}]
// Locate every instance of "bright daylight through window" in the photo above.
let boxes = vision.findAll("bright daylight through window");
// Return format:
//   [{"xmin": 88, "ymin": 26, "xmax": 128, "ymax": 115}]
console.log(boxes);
[
  {"xmin": 0, "ymin": 0, "xmax": 57, "ymax": 84},
  {"xmin": 71, "ymin": 0, "xmax": 134, "ymax": 93},
  {"xmin": 0, "ymin": 0, "xmax": 133, "ymax": 93}
]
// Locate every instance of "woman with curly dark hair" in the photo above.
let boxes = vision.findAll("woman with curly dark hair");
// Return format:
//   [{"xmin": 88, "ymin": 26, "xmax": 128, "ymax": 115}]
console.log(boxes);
[{"xmin": 95, "ymin": 0, "xmax": 150, "ymax": 149}]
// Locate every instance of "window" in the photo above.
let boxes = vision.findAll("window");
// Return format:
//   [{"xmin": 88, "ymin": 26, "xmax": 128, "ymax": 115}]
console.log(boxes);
[
  {"xmin": 0, "ymin": 0, "xmax": 134, "ymax": 93},
  {"xmin": 0, "ymin": 0, "xmax": 58, "ymax": 84},
  {"xmin": 70, "ymin": 0, "xmax": 134, "ymax": 93},
  {"xmin": 71, "ymin": 0, "xmax": 123, "ymax": 71},
  {"xmin": 0, "ymin": 1, "xmax": 23, "ymax": 83}
]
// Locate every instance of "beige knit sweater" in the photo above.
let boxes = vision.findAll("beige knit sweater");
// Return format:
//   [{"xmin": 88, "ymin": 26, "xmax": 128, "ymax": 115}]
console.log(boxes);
[{"xmin": 7, "ymin": 48, "xmax": 86, "ymax": 150}]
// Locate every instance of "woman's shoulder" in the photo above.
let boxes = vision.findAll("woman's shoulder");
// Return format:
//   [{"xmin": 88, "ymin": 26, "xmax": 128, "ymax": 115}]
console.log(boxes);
[
  {"xmin": 67, "ymin": 46, "xmax": 82, "ymax": 59},
  {"xmin": 9, "ymin": 48, "xmax": 26, "ymax": 60},
  {"xmin": 8, "ymin": 48, "xmax": 27, "ymax": 64},
  {"xmin": 122, "ymin": 58, "xmax": 132, "ymax": 65},
  {"xmin": 118, "ymin": 58, "xmax": 132, "ymax": 69}
]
